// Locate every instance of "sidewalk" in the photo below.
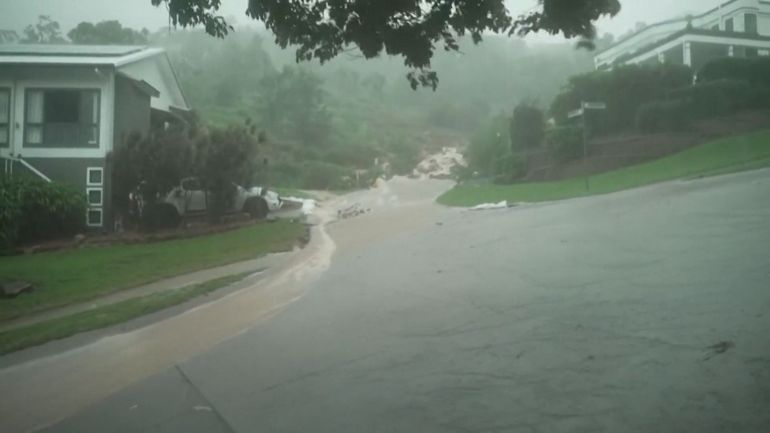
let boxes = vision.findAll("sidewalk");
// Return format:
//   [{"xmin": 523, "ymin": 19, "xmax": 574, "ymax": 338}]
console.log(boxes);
[{"xmin": 0, "ymin": 251, "xmax": 294, "ymax": 333}]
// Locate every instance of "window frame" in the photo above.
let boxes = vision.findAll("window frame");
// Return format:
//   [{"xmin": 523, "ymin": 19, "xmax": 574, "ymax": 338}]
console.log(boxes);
[
  {"xmin": 86, "ymin": 208, "xmax": 103, "ymax": 228},
  {"xmin": 86, "ymin": 167, "xmax": 104, "ymax": 186},
  {"xmin": 86, "ymin": 187, "xmax": 103, "ymax": 207},
  {"xmin": 23, "ymin": 88, "xmax": 101, "ymax": 148}
]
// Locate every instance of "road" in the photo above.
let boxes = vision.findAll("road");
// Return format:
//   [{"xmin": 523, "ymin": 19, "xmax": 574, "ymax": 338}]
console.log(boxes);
[{"xmin": 3, "ymin": 171, "xmax": 770, "ymax": 433}]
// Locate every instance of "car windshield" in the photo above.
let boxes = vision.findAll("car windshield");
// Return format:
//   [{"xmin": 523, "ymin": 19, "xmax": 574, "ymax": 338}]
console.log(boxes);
[{"xmin": 2, "ymin": 2, "xmax": 770, "ymax": 433}]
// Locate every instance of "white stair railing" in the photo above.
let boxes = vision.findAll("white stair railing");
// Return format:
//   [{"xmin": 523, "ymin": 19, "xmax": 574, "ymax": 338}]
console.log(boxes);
[{"xmin": 1, "ymin": 155, "xmax": 52, "ymax": 182}]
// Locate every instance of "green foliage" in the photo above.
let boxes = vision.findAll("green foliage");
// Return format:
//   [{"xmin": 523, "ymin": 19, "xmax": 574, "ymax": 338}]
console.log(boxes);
[
  {"xmin": 670, "ymin": 79, "xmax": 770, "ymax": 119},
  {"xmin": 257, "ymin": 66, "xmax": 331, "ymax": 147},
  {"xmin": 510, "ymin": 103, "xmax": 545, "ymax": 150},
  {"xmin": 636, "ymin": 99, "xmax": 692, "ymax": 132},
  {"xmin": 384, "ymin": 137, "xmax": 422, "ymax": 176},
  {"xmin": 493, "ymin": 153, "xmax": 527, "ymax": 184},
  {"xmin": 156, "ymin": 0, "xmax": 620, "ymax": 88},
  {"xmin": 299, "ymin": 161, "xmax": 353, "ymax": 190},
  {"xmin": 466, "ymin": 116, "xmax": 512, "ymax": 176},
  {"xmin": 550, "ymin": 63, "xmax": 693, "ymax": 134},
  {"xmin": 20, "ymin": 15, "xmax": 66, "ymax": 44},
  {"xmin": 0, "ymin": 177, "xmax": 86, "ymax": 249},
  {"xmin": 197, "ymin": 122, "xmax": 261, "ymax": 219},
  {"xmin": 112, "ymin": 129, "xmax": 196, "ymax": 212},
  {"xmin": 546, "ymin": 126, "xmax": 584, "ymax": 162},
  {"xmin": 698, "ymin": 57, "xmax": 770, "ymax": 87},
  {"xmin": 67, "ymin": 20, "xmax": 149, "ymax": 45}
]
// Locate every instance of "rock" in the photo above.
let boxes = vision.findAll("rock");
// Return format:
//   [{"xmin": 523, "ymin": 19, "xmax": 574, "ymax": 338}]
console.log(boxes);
[{"xmin": 1, "ymin": 281, "xmax": 34, "ymax": 298}]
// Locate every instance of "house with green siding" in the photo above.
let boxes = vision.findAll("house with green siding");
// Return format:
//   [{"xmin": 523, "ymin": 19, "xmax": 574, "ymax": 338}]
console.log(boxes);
[{"xmin": 0, "ymin": 44, "xmax": 189, "ymax": 231}]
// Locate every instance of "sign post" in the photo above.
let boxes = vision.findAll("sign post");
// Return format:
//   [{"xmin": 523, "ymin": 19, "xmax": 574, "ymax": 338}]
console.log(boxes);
[{"xmin": 573, "ymin": 101, "xmax": 607, "ymax": 192}]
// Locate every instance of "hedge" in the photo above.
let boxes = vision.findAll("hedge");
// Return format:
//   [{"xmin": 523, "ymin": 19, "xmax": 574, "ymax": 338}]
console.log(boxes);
[
  {"xmin": 546, "ymin": 126, "xmax": 584, "ymax": 163},
  {"xmin": 0, "ymin": 177, "xmax": 86, "ymax": 249}
]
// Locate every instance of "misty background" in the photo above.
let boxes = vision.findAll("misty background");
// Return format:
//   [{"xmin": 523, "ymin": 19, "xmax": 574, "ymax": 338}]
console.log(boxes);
[
  {"xmin": 0, "ymin": 0, "xmax": 727, "ymax": 190},
  {"xmin": 1, "ymin": 0, "xmax": 719, "ymax": 41}
]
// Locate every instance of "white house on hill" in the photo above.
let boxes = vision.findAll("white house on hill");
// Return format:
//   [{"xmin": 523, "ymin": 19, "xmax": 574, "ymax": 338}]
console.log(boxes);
[
  {"xmin": 595, "ymin": 0, "xmax": 770, "ymax": 71},
  {"xmin": 0, "ymin": 44, "xmax": 189, "ymax": 231}
]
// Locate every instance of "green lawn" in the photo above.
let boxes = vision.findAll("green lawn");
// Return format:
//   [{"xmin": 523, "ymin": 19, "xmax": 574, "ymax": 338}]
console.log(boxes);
[
  {"xmin": 438, "ymin": 130, "xmax": 770, "ymax": 207},
  {"xmin": 0, "ymin": 220, "xmax": 305, "ymax": 322},
  {"xmin": 0, "ymin": 273, "xmax": 250, "ymax": 354}
]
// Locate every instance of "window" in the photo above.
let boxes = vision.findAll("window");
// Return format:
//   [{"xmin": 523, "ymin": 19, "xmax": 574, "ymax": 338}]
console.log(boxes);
[
  {"xmin": 86, "ymin": 209, "xmax": 103, "ymax": 227},
  {"xmin": 86, "ymin": 167, "xmax": 104, "ymax": 227},
  {"xmin": 725, "ymin": 17, "xmax": 734, "ymax": 32},
  {"xmin": 0, "ymin": 88, "xmax": 9, "ymax": 147},
  {"xmin": 745, "ymin": 14, "xmax": 758, "ymax": 34},
  {"xmin": 87, "ymin": 188, "xmax": 103, "ymax": 206},
  {"xmin": 24, "ymin": 89, "xmax": 100, "ymax": 148},
  {"xmin": 87, "ymin": 167, "xmax": 103, "ymax": 186}
]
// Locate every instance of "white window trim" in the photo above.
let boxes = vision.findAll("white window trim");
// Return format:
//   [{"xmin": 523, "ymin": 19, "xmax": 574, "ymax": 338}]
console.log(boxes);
[
  {"xmin": 86, "ymin": 208, "xmax": 103, "ymax": 227},
  {"xmin": 86, "ymin": 187, "xmax": 103, "ymax": 206},
  {"xmin": 86, "ymin": 167, "xmax": 103, "ymax": 186}
]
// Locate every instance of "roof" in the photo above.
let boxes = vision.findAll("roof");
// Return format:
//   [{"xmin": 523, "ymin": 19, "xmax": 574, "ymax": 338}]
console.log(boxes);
[{"xmin": 0, "ymin": 44, "xmax": 164, "ymax": 66}]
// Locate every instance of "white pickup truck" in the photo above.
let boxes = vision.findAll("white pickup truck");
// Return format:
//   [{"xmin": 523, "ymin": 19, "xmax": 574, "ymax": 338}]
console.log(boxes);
[{"xmin": 161, "ymin": 178, "xmax": 282, "ymax": 220}]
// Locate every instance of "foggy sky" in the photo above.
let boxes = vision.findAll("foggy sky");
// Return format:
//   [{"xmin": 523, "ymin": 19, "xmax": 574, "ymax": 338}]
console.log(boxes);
[{"xmin": 0, "ymin": 0, "xmax": 718, "ymax": 41}]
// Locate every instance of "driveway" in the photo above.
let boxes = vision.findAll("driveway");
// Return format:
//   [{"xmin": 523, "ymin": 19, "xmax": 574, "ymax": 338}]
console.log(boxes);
[{"xmin": 4, "ymin": 170, "xmax": 770, "ymax": 433}]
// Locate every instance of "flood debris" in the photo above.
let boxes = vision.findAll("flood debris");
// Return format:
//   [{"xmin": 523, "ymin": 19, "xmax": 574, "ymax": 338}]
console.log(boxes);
[
  {"xmin": 337, "ymin": 203, "xmax": 369, "ymax": 219},
  {"xmin": 282, "ymin": 197, "xmax": 317, "ymax": 216},
  {"xmin": 703, "ymin": 340, "xmax": 735, "ymax": 361},
  {"xmin": 469, "ymin": 201, "xmax": 511, "ymax": 211},
  {"xmin": 1, "ymin": 281, "xmax": 34, "ymax": 298}
]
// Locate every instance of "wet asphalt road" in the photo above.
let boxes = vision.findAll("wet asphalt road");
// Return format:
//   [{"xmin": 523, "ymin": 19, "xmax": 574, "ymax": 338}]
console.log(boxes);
[{"xmin": 28, "ymin": 170, "xmax": 770, "ymax": 432}]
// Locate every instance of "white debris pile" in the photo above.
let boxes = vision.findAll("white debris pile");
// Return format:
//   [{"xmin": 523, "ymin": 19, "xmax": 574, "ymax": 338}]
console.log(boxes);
[
  {"xmin": 337, "ymin": 203, "xmax": 370, "ymax": 219},
  {"xmin": 282, "ymin": 197, "xmax": 317, "ymax": 216},
  {"xmin": 414, "ymin": 147, "xmax": 466, "ymax": 179},
  {"xmin": 470, "ymin": 201, "xmax": 509, "ymax": 211}
]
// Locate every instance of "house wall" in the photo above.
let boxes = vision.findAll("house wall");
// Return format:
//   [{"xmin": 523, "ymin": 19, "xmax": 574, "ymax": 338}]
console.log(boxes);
[
  {"xmin": 118, "ymin": 55, "xmax": 188, "ymax": 112},
  {"xmin": 113, "ymin": 74, "xmax": 151, "ymax": 150},
  {"xmin": 0, "ymin": 65, "xmax": 116, "ymax": 230},
  {"xmin": 0, "ymin": 65, "xmax": 115, "ymax": 159}
]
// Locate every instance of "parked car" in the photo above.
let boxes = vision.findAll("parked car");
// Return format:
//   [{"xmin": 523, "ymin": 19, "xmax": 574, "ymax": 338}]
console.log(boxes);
[
  {"xmin": 131, "ymin": 178, "xmax": 283, "ymax": 228},
  {"xmin": 163, "ymin": 178, "xmax": 282, "ymax": 219}
]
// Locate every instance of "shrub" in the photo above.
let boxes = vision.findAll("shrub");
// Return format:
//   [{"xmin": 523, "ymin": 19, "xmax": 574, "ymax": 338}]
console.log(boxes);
[
  {"xmin": 546, "ymin": 126, "xmax": 584, "ymax": 162},
  {"xmin": 198, "ymin": 123, "xmax": 261, "ymax": 220},
  {"xmin": 465, "ymin": 116, "xmax": 511, "ymax": 176},
  {"xmin": 510, "ymin": 103, "xmax": 545, "ymax": 150},
  {"xmin": 0, "ymin": 177, "xmax": 86, "ymax": 248},
  {"xmin": 550, "ymin": 63, "xmax": 693, "ymax": 134},
  {"xmin": 669, "ymin": 79, "xmax": 770, "ymax": 118},
  {"xmin": 636, "ymin": 99, "xmax": 692, "ymax": 132},
  {"xmin": 300, "ymin": 161, "xmax": 353, "ymax": 190},
  {"xmin": 492, "ymin": 153, "xmax": 527, "ymax": 184},
  {"xmin": 698, "ymin": 57, "xmax": 770, "ymax": 87}
]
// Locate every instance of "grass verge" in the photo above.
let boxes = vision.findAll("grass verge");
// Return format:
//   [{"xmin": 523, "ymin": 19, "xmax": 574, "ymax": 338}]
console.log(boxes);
[
  {"xmin": 0, "ymin": 220, "xmax": 305, "ymax": 322},
  {"xmin": 438, "ymin": 129, "xmax": 770, "ymax": 207},
  {"xmin": 0, "ymin": 273, "xmax": 250, "ymax": 355}
]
